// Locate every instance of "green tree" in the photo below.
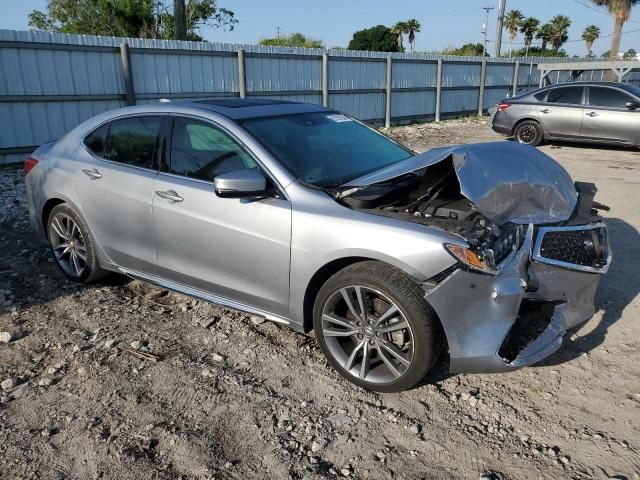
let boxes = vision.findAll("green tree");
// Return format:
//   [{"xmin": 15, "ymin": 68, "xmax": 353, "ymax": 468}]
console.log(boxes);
[
  {"xmin": 520, "ymin": 17, "xmax": 540, "ymax": 56},
  {"xmin": 504, "ymin": 9, "xmax": 523, "ymax": 57},
  {"xmin": 623, "ymin": 47, "xmax": 637, "ymax": 59},
  {"xmin": 582, "ymin": 25, "xmax": 601, "ymax": 57},
  {"xmin": 536, "ymin": 23, "xmax": 554, "ymax": 50},
  {"xmin": 347, "ymin": 25, "xmax": 401, "ymax": 52},
  {"xmin": 28, "ymin": 0, "xmax": 236, "ymax": 40},
  {"xmin": 442, "ymin": 43, "xmax": 486, "ymax": 56},
  {"xmin": 549, "ymin": 15, "xmax": 571, "ymax": 50},
  {"xmin": 405, "ymin": 18, "xmax": 421, "ymax": 52},
  {"xmin": 259, "ymin": 32, "xmax": 324, "ymax": 48},
  {"xmin": 509, "ymin": 46, "xmax": 568, "ymax": 57},
  {"xmin": 390, "ymin": 21, "xmax": 409, "ymax": 51},
  {"xmin": 601, "ymin": 49, "xmax": 611, "ymax": 57},
  {"xmin": 591, "ymin": 0, "xmax": 639, "ymax": 60}
]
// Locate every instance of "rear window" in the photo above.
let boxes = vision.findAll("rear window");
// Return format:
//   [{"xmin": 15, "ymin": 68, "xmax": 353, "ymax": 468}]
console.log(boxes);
[
  {"xmin": 104, "ymin": 116, "xmax": 162, "ymax": 169},
  {"xmin": 547, "ymin": 87, "xmax": 583, "ymax": 105},
  {"xmin": 84, "ymin": 124, "xmax": 108, "ymax": 157},
  {"xmin": 84, "ymin": 116, "xmax": 163, "ymax": 169}
]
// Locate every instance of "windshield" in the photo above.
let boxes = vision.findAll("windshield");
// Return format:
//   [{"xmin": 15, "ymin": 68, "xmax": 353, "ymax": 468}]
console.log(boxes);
[{"xmin": 240, "ymin": 112, "xmax": 412, "ymax": 187}]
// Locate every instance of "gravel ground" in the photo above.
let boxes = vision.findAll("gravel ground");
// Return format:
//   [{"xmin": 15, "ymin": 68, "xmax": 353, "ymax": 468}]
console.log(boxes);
[{"xmin": 1, "ymin": 119, "xmax": 639, "ymax": 480}]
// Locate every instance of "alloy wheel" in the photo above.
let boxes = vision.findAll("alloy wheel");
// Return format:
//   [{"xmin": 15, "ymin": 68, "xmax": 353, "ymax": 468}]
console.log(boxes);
[
  {"xmin": 49, "ymin": 213, "xmax": 87, "ymax": 277},
  {"xmin": 321, "ymin": 285, "xmax": 414, "ymax": 384},
  {"xmin": 516, "ymin": 124, "xmax": 538, "ymax": 144}
]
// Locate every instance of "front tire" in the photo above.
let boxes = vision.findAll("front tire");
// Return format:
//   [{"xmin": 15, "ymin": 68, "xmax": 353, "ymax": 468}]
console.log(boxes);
[
  {"xmin": 514, "ymin": 120, "xmax": 543, "ymax": 146},
  {"xmin": 313, "ymin": 261, "xmax": 439, "ymax": 393},
  {"xmin": 47, "ymin": 203, "xmax": 107, "ymax": 283}
]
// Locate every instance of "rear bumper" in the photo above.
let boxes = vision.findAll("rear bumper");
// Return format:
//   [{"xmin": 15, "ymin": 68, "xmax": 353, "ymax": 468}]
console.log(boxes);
[
  {"xmin": 491, "ymin": 111, "xmax": 515, "ymax": 136},
  {"xmin": 424, "ymin": 223, "xmax": 608, "ymax": 374}
]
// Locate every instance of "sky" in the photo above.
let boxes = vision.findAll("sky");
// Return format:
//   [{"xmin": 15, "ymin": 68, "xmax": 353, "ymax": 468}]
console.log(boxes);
[{"xmin": 2, "ymin": 0, "xmax": 640, "ymax": 57}]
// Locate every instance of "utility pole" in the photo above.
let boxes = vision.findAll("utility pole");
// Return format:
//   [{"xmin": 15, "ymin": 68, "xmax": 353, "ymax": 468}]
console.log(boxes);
[
  {"xmin": 277, "ymin": 27, "xmax": 281, "ymax": 46},
  {"xmin": 174, "ymin": 0, "xmax": 187, "ymax": 40},
  {"xmin": 482, "ymin": 6, "xmax": 494, "ymax": 58},
  {"xmin": 493, "ymin": 0, "xmax": 506, "ymax": 58}
]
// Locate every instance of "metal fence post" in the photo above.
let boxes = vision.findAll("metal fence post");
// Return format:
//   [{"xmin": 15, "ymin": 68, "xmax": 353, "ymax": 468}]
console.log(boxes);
[
  {"xmin": 512, "ymin": 60, "xmax": 520, "ymax": 96},
  {"xmin": 322, "ymin": 53, "xmax": 329, "ymax": 107},
  {"xmin": 238, "ymin": 49, "xmax": 246, "ymax": 99},
  {"xmin": 119, "ymin": 43, "xmax": 135, "ymax": 106},
  {"xmin": 478, "ymin": 58, "xmax": 487, "ymax": 116},
  {"xmin": 435, "ymin": 59, "xmax": 443, "ymax": 122},
  {"xmin": 385, "ymin": 55, "xmax": 392, "ymax": 128}
]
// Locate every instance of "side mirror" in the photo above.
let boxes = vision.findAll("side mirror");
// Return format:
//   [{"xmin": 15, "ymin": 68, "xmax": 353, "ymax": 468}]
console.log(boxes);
[
  {"xmin": 214, "ymin": 169, "xmax": 268, "ymax": 198},
  {"xmin": 626, "ymin": 100, "xmax": 640, "ymax": 110}
]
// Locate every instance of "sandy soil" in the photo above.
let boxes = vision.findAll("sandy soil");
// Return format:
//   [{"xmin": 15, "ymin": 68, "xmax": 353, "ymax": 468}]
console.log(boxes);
[{"xmin": 0, "ymin": 119, "xmax": 638, "ymax": 480}]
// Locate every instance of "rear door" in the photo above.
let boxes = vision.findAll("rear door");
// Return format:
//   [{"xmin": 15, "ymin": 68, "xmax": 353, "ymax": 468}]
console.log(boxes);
[
  {"xmin": 74, "ymin": 115, "xmax": 163, "ymax": 273},
  {"xmin": 152, "ymin": 115, "xmax": 292, "ymax": 317},
  {"xmin": 537, "ymin": 86, "xmax": 585, "ymax": 139},
  {"xmin": 581, "ymin": 86, "xmax": 640, "ymax": 145}
]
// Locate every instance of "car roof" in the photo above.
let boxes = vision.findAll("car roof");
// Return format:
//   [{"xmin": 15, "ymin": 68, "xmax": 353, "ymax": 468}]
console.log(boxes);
[{"xmin": 175, "ymin": 98, "xmax": 330, "ymax": 120}]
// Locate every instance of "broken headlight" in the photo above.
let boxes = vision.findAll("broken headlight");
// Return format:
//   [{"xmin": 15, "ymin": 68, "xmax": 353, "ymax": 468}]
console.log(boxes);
[{"xmin": 444, "ymin": 244, "xmax": 496, "ymax": 275}]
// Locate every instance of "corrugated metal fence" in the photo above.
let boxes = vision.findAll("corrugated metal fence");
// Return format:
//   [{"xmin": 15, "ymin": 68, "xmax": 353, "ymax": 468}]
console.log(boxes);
[{"xmin": 0, "ymin": 29, "xmax": 607, "ymax": 165}]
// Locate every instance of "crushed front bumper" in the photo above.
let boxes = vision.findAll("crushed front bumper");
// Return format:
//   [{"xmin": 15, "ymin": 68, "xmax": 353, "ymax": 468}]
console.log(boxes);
[{"xmin": 424, "ymin": 223, "xmax": 610, "ymax": 374}]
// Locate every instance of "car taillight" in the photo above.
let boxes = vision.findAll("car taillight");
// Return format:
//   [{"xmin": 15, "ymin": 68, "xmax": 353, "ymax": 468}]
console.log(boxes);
[
  {"xmin": 497, "ymin": 103, "xmax": 511, "ymax": 112},
  {"xmin": 24, "ymin": 157, "xmax": 38, "ymax": 174}
]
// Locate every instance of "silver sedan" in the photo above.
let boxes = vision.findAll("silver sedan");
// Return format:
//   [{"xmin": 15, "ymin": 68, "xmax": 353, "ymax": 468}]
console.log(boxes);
[
  {"xmin": 25, "ymin": 99, "xmax": 611, "ymax": 392},
  {"xmin": 492, "ymin": 81, "xmax": 640, "ymax": 147}
]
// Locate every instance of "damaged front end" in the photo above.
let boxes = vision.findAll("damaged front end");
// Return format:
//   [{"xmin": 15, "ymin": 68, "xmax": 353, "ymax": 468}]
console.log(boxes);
[{"xmin": 341, "ymin": 142, "xmax": 611, "ymax": 373}]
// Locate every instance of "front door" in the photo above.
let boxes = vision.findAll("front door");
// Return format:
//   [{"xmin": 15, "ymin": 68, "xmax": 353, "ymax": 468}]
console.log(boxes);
[
  {"xmin": 152, "ymin": 116, "xmax": 292, "ymax": 317},
  {"xmin": 73, "ymin": 115, "xmax": 163, "ymax": 272},
  {"xmin": 581, "ymin": 86, "xmax": 640, "ymax": 145},
  {"xmin": 537, "ymin": 86, "xmax": 585, "ymax": 139}
]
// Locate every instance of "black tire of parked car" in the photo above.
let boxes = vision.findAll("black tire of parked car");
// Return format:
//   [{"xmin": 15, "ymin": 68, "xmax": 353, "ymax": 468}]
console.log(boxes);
[
  {"xmin": 47, "ymin": 203, "xmax": 108, "ymax": 283},
  {"xmin": 513, "ymin": 120, "xmax": 544, "ymax": 146},
  {"xmin": 313, "ymin": 261, "xmax": 439, "ymax": 393}
]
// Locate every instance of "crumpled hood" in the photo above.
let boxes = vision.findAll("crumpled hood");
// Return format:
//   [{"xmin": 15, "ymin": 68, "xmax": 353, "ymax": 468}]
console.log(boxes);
[{"xmin": 344, "ymin": 142, "xmax": 578, "ymax": 225}]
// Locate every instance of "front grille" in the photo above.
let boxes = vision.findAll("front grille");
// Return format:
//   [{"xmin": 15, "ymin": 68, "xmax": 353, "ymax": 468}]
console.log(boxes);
[{"xmin": 535, "ymin": 225, "xmax": 609, "ymax": 272}]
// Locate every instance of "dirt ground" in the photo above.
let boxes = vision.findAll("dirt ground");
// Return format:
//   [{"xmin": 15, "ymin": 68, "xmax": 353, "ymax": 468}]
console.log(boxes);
[{"xmin": 0, "ymin": 118, "xmax": 638, "ymax": 480}]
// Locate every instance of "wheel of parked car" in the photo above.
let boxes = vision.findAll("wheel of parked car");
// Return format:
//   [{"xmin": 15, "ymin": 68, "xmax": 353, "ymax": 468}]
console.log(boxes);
[
  {"xmin": 313, "ymin": 261, "xmax": 438, "ymax": 393},
  {"xmin": 47, "ymin": 204, "xmax": 107, "ymax": 283},
  {"xmin": 514, "ymin": 120, "xmax": 543, "ymax": 146}
]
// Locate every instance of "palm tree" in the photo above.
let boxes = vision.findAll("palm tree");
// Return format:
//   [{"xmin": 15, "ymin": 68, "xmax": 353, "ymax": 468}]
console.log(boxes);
[
  {"xmin": 504, "ymin": 9, "xmax": 524, "ymax": 57},
  {"xmin": 582, "ymin": 25, "xmax": 601, "ymax": 57},
  {"xmin": 391, "ymin": 21, "xmax": 409, "ymax": 51},
  {"xmin": 592, "ymin": 0, "xmax": 640, "ymax": 60},
  {"xmin": 549, "ymin": 15, "xmax": 571, "ymax": 50},
  {"xmin": 536, "ymin": 23, "xmax": 554, "ymax": 50},
  {"xmin": 520, "ymin": 17, "xmax": 540, "ymax": 56},
  {"xmin": 405, "ymin": 18, "xmax": 421, "ymax": 52}
]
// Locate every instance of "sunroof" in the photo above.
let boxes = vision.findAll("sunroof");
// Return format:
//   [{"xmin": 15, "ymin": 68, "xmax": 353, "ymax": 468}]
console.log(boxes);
[{"xmin": 194, "ymin": 98, "xmax": 296, "ymax": 108}]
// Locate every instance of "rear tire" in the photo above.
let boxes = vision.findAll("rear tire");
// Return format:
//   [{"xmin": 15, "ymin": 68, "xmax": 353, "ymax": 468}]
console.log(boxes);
[
  {"xmin": 313, "ymin": 261, "xmax": 438, "ymax": 393},
  {"xmin": 514, "ymin": 120, "xmax": 543, "ymax": 146},
  {"xmin": 46, "ymin": 203, "xmax": 107, "ymax": 283}
]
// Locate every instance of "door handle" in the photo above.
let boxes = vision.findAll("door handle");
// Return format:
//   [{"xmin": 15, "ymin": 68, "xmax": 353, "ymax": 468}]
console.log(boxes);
[
  {"xmin": 82, "ymin": 168, "xmax": 102, "ymax": 180},
  {"xmin": 155, "ymin": 190, "xmax": 184, "ymax": 203},
  {"xmin": 540, "ymin": 108, "xmax": 550, "ymax": 114},
  {"xmin": 586, "ymin": 111, "xmax": 599, "ymax": 117}
]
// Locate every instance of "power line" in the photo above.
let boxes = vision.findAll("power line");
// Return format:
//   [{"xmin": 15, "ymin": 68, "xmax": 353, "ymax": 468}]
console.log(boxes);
[{"xmin": 570, "ymin": 0, "xmax": 640, "ymax": 24}]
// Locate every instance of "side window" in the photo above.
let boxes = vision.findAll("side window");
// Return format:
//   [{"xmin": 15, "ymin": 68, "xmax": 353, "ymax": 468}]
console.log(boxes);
[
  {"xmin": 103, "ymin": 116, "xmax": 162, "ymax": 169},
  {"xmin": 84, "ymin": 124, "xmax": 109, "ymax": 157},
  {"xmin": 534, "ymin": 91, "xmax": 548, "ymax": 101},
  {"xmin": 589, "ymin": 87, "xmax": 634, "ymax": 109},
  {"xmin": 170, "ymin": 117, "xmax": 258, "ymax": 181},
  {"xmin": 547, "ymin": 87, "xmax": 583, "ymax": 105}
]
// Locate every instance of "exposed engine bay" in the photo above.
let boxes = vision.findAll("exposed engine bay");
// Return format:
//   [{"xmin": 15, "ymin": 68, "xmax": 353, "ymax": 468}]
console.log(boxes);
[{"xmin": 339, "ymin": 146, "xmax": 606, "ymax": 271}]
